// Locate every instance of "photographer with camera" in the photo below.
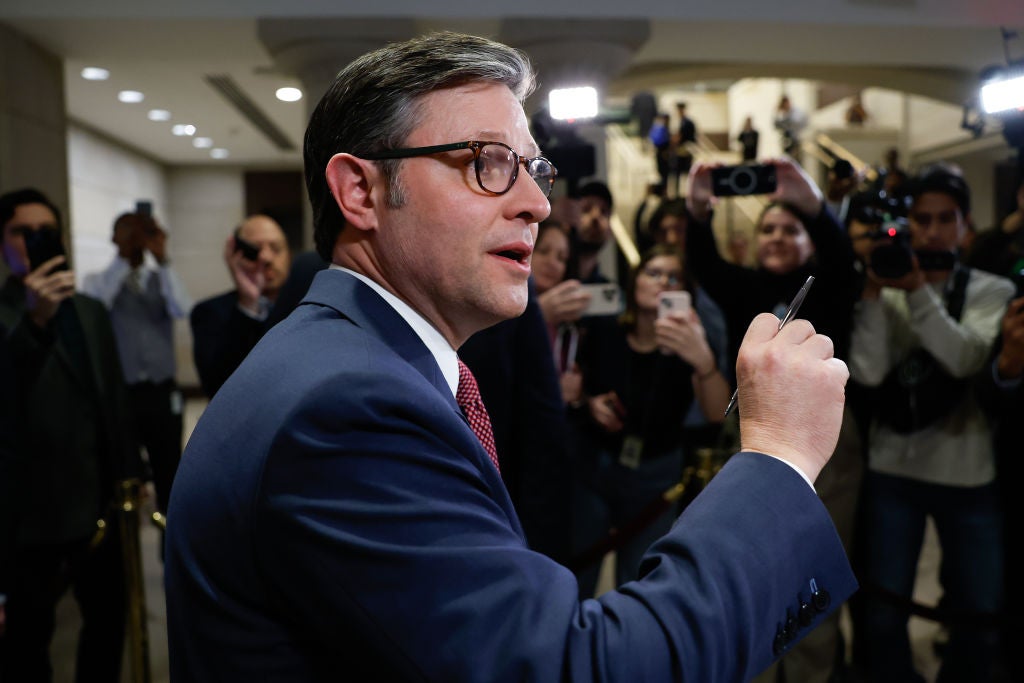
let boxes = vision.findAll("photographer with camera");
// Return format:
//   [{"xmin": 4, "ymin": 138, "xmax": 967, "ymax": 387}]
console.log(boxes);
[
  {"xmin": 686, "ymin": 158, "xmax": 862, "ymax": 683},
  {"xmin": 190, "ymin": 214, "xmax": 292, "ymax": 398},
  {"xmin": 849, "ymin": 167, "xmax": 1015, "ymax": 683}
]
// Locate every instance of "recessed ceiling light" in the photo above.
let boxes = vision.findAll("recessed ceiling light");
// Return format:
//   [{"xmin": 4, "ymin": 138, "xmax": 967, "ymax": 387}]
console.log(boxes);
[
  {"xmin": 172, "ymin": 124, "xmax": 196, "ymax": 137},
  {"xmin": 276, "ymin": 87, "xmax": 303, "ymax": 102},
  {"xmin": 118, "ymin": 90, "xmax": 145, "ymax": 103},
  {"xmin": 81, "ymin": 67, "xmax": 110, "ymax": 81},
  {"xmin": 193, "ymin": 137, "xmax": 214, "ymax": 149},
  {"xmin": 147, "ymin": 109, "xmax": 172, "ymax": 122},
  {"xmin": 210, "ymin": 148, "xmax": 230, "ymax": 159}
]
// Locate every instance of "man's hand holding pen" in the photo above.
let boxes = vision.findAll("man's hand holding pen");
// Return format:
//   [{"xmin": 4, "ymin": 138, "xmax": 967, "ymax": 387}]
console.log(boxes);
[{"xmin": 735, "ymin": 313, "xmax": 849, "ymax": 484}]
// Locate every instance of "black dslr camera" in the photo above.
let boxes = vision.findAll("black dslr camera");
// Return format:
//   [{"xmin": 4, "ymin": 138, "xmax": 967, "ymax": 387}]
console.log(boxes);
[{"xmin": 868, "ymin": 217, "xmax": 956, "ymax": 278}]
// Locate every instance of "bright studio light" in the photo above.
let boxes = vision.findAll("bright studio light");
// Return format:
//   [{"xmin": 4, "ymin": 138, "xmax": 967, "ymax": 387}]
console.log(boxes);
[
  {"xmin": 981, "ymin": 74, "xmax": 1024, "ymax": 114},
  {"xmin": 548, "ymin": 86, "xmax": 598, "ymax": 121}
]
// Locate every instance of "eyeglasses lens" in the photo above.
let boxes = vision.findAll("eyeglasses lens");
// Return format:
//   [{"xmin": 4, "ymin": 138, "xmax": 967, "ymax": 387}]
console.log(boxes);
[{"xmin": 477, "ymin": 144, "xmax": 515, "ymax": 195}]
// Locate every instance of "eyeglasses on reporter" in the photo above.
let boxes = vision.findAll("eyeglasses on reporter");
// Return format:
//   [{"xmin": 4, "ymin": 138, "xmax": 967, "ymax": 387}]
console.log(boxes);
[
  {"xmin": 641, "ymin": 266, "xmax": 683, "ymax": 286},
  {"xmin": 362, "ymin": 141, "xmax": 557, "ymax": 198}
]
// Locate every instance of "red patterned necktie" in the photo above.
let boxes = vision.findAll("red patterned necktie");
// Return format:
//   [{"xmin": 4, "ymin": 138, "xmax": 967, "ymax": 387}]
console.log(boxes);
[{"xmin": 456, "ymin": 359, "xmax": 500, "ymax": 473}]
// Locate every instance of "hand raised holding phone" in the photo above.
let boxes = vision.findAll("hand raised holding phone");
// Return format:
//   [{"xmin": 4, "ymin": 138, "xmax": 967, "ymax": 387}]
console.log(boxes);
[
  {"xmin": 655, "ymin": 291, "xmax": 716, "ymax": 372},
  {"xmin": 537, "ymin": 279, "xmax": 591, "ymax": 325}
]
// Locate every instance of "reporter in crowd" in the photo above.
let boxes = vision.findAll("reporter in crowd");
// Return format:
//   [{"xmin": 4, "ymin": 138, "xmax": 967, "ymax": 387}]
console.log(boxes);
[{"xmin": 849, "ymin": 167, "xmax": 1014, "ymax": 683}]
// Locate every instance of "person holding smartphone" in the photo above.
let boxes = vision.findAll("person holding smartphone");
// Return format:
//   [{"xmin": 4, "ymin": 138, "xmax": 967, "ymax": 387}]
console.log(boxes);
[
  {"xmin": 82, "ymin": 210, "xmax": 192, "ymax": 517},
  {"xmin": 570, "ymin": 245, "xmax": 730, "ymax": 598},
  {"xmin": 189, "ymin": 214, "xmax": 291, "ymax": 398},
  {"xmin": 0, "ymin": 187, "xmax": 137, "ymax": 682}
]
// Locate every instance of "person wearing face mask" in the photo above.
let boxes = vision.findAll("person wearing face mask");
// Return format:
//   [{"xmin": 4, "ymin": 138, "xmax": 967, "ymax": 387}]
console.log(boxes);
[{"xmin": 685, "ymin": 159, "xmax": 862, "ymax": 683}]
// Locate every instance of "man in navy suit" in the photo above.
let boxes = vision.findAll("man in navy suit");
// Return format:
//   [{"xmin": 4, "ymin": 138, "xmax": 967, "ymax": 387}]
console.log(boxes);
[{"xmin": 166, "ymin": 32, "xmax": 856, "ymax": 682}]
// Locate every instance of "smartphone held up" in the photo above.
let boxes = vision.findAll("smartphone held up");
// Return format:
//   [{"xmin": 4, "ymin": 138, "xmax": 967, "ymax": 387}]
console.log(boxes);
[
  {"xmin": 25, "ymin": 228, "xmax": 68, "ymax": 273},
  {"xmin": 233, "ymin": 228, "xmax": 261, "ymax": 262},
  {"xmin": 658, "ymin": 290, "xmax": 691, "ymax": 319}
]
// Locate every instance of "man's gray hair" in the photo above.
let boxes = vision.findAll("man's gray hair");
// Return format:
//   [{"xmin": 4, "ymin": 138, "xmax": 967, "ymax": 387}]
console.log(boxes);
[{"xmin": 304, "ymin": 32, "xmax": 536, "ymax": 261}]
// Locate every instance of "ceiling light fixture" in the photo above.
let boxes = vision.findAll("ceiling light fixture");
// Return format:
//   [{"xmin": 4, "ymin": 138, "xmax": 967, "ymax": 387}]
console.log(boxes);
[
  {"xmin": 81, "ymin": 67, "xmax": 110, "ymax": 81},
  {"xmin": 210, "ymin": 148, "xmax": 230, "ymax": 159},
  {"xmin": 118, "ymin": 90, "xmax": 145, "ymax": 104},
  {"xmin": 147, "ymin": 109, "xmax": 172, "ymax": 122},
  {"xmin": 193, "ymin": 137, "xmax": 214, "ymax": 149},
  {"xmin": 172, "ymin": 124, "xmax": 197, "ymax": 137},
  {"xmin": 275, "ymin": 87, "xmax": 303, "ymax": 102}
]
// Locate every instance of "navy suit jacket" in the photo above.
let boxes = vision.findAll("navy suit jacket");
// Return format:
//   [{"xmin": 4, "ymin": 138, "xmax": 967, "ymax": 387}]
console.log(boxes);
[{"xmin": 166, "ymin": 269, "xmax": 856, "ymax": 682}]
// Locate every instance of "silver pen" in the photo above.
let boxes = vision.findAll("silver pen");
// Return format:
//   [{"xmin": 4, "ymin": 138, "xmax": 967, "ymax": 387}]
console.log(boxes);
[{"xmin": 722, "ymin": 275, "xmax": 815, "ymax": 418}]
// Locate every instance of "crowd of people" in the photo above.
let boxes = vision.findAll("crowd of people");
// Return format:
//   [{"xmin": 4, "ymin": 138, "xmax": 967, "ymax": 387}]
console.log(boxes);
[{"xmin": 1, "ymin": 30, "xmax": 1022, "ymax": 683}]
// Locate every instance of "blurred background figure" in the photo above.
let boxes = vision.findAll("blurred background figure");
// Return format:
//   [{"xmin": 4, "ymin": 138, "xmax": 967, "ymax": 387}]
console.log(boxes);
[
  {"xmin": 83, "ymin": 211, "xmax": 192, "ymax": 517},
  {"xmin": 737, "ymin": 115, "xmax": 760, "ymax": 163},
  {"xmin": 534, "ymin": 219, "xmax": 590, "ymax": 407},
  {"xmin": 0, "ymin": 323, "xmax": 16, "ymax": 642},
  {"xmin": 569, "ymin": 245, "xmax": 730, "ymax": 599},
  {"xmin": 0, "ymin": 188, "xmax": 137, "ymax": 683},
  {"xmin": 630, "ymin": 90, "xmax": 658, "ymax": 147},
  {"xmin": 190, "ymin": 214, "xmax": 291, "ymax": 398},
  {"xmin": 648, "ymin": 113, "xmax": 674, "ymax": 198},
  {"xmin": 633, "ymin": 181, "xmax": 666, "ymax": 250},
  {"xmin": 670, "ymin": 101, "xmax": 698, "ymax": 196},
  {"xmin": 845, "ymin": 92, "xmax": 869, "ymax": 125},
  {"xmin": 774, "ymin": 95, "xmax": 808, "ymax": 163}
]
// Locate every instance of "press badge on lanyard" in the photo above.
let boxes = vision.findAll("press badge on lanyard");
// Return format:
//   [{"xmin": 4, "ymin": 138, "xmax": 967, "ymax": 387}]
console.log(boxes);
[{"xmin": 618, "ymin": 435, "xmax": 644, "ymax": 470}]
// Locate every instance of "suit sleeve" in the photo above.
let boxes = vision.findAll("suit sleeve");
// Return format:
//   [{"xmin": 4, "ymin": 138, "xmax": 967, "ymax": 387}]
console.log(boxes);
[{"xmin": 255, "ymin": 370, "xmax": 856, "ymax": 683}]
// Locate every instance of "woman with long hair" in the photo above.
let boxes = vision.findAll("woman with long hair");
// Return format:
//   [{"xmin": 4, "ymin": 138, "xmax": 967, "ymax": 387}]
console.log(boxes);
[{"xmin": 570, "ymin": 245, "xmax": 730, "ymax": 598}]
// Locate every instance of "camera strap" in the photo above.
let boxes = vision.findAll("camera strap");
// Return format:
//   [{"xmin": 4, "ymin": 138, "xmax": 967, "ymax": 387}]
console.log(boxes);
[
  {"xmin": 874, "ymin": 266, "xmax": 972, "ymax": 434},
  {"xmin": 944, "ymin": 264, "xmax": 970, "ymax": 322}
]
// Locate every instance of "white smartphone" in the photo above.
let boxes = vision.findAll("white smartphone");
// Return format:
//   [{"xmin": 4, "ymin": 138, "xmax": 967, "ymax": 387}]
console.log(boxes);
[
  {"xmin": 658, "ymin": 290, "xmax": 691, "ymax": 318},
  {"xmin": 579, "ymin": 283, "xmax": 623, "ymax": 317}
]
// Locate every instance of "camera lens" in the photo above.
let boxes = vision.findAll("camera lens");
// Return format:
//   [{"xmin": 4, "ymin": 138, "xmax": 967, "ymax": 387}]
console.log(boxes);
[{"xmin": 728, "ymin": 167, "xmax": 757, "ymax": 195}]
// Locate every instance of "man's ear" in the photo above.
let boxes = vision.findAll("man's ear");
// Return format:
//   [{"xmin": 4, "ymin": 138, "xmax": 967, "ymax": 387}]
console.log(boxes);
[{"xmin": 325, "ymin": 153, "xmax": 382, "ymax": 232}]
